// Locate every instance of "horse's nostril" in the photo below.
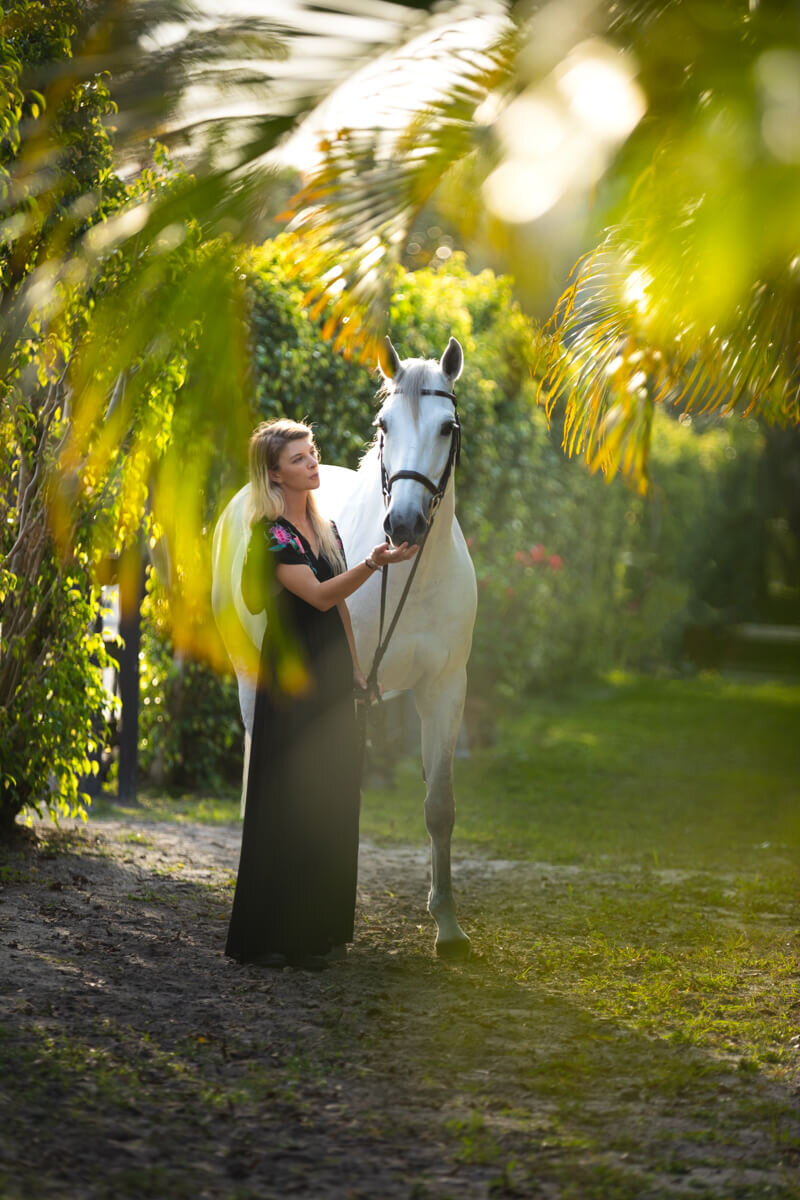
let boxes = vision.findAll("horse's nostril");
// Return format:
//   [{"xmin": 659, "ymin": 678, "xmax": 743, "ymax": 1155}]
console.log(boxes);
[
  {"xmin": 414, "ymin": 513, "xmax": 427, "ymax": 539},
  {"xmin": 387, "ymin": 517, "xmax": 415, "ymax": 546}
]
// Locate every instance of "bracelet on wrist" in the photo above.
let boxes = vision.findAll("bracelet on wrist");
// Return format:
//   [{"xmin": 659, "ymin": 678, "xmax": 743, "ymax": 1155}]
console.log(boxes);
[{"xmin": 364, "ymin": 556, "xmax": 377, "ymax": 571}]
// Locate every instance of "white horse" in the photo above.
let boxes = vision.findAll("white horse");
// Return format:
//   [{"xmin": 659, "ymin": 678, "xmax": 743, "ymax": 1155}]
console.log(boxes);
[{"xmin": 211, "ymin": 335, "xmax": 477, "ymax": 957}]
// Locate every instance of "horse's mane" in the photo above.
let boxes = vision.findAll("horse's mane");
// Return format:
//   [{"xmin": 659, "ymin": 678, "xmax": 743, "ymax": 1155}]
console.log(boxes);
[{"xmin": 358, "ymin": 437, "xmax": 381, "ymax": 472}]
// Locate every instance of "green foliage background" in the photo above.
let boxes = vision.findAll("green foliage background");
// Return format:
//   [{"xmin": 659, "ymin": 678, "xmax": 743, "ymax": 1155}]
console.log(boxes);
[{"xmin": 139, "ymin": 247, "xmax": 764, "ymax": 788}]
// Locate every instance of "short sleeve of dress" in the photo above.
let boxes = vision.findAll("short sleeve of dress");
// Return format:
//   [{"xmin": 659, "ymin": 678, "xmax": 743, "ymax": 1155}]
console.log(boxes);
[{"xmin": 241, "ymin": 520, "xmax": 308, "ymax": 614}]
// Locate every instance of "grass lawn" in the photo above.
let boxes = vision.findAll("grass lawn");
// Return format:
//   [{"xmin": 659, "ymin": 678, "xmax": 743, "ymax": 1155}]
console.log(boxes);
[
  {"xmin": 90, "ymin": 790, "xmax": 242, "ymax": 826},
  {"xmin": 96, "ymin": 674, "xmax": 800, "ymax": 877},
  {"xmin": 361, "ymin": 672, "xmax": 800, "ymax": 873},
  {"xmin": 358, "ymin": 673, "xmax": 800, "ymax": 1083}
]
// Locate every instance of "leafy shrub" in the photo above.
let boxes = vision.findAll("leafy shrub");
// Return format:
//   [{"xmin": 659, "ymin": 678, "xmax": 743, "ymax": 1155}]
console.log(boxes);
[
  {"xmin": 382, "ymin": 257, "xmax": 763, "ymax": 697},
  {"xmin": 244, "ymin": 241, "xmax": 376, "ymax": 466},
  {"xmin": 1, "ymin": 9, "xmax": 124, "ymax": 834},
  {"xmin": 2, "ymin": 2, "xmax": 256, "ymax": 832},
  {"xmin": 467, "ymin": 407, "xmax": 764, "ymax": 702},
  {"xmin": 0, "ymin": 564, "xmax": 113, "ymax": 834}
]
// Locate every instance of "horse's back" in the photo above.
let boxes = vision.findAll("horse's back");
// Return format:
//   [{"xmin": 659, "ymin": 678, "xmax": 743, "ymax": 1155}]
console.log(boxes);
[
  {"xmin": 212, "ymin": 485, "xmax": 264, "ymax": 731},
  {"xmin": 211, "ymin": 485, "xmax": 248, "ymax": 613}
]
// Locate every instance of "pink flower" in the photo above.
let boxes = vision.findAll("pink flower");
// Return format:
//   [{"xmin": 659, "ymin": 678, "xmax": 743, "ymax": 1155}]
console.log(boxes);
[
  {"xmin": 466, "ymin": 536, "xmax": 474, "ymax": 548},
  {"xmin": 514, "ymin": 550, "xmax": 527, "ymax": 565},
  {"xmin": 549, "ymin": 554, "xmax": 563, "ymax": 571},
  {"xmin": 529, "ymin": 544, "xmax": 546, "ymax": 564}
]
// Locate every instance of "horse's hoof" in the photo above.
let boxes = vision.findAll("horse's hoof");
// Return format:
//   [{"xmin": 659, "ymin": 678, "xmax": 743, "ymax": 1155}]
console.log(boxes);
[{"xmin": 435, "ymin": 935, "xmax": 471, "ymax": 961}]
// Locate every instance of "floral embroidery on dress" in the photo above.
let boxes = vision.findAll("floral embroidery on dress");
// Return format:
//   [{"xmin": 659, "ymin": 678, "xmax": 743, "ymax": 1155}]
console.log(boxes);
[
  {"xmin": 268, "ymin": 522, "xmax": 304, "ymax": 557},
  {"xmin": 266, "ymin": 520, "xmax": 321, "ymax": 578}
]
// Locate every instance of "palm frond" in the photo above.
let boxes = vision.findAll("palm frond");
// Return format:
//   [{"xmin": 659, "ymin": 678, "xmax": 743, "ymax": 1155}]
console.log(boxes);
[
  {"xmin": 282, "ymin": 17, "xmax": 513, "ymax": 358},
  {"xmin": 541, "ymin": 230, "xmax": 800, "ymax": 488},
  {"xmin": 2, "ymin": 1, "xmax": 481, "ymax": 379}
]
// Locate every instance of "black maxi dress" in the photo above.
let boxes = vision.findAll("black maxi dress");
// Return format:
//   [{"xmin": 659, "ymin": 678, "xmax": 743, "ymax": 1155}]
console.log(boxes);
[{"xmin": 225, "ymin": 516, "xmax": 362, "ymax": 964}]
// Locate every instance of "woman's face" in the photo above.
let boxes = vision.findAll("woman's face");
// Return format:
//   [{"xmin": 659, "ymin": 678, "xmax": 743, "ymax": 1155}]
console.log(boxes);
[{"xmin": 270, "ymin": 435, "xmax": 320, "ymax": 494}]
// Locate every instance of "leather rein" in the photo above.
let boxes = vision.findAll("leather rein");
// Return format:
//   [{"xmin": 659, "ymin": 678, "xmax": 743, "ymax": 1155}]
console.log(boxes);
[{"xmin": 365, "ymin": 387, "xmax": 461, "ymax": 700}]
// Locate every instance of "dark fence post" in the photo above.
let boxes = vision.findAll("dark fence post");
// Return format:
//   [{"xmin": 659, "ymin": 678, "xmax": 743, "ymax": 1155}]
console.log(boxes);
[{"xmin": 118, "ymin": 546, "xmax": 146, "ymax": 805}]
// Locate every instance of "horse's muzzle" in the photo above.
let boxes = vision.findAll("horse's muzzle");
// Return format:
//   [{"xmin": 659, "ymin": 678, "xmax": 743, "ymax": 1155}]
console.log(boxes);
[{"xmin": 384, "ymin": 507, "xmax": 428, "ymax": 547}]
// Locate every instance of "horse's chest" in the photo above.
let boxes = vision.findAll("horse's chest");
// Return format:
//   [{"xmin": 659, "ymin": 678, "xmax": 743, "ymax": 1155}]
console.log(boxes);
[{"xmin": 383, "ymin": 627, "xmax": 451, "ymax": 688}]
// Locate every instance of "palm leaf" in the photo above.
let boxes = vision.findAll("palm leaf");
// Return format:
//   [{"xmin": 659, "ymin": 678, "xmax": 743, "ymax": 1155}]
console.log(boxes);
[
  {"xmin": 282, "ymin": 21, "xmax": 513, "ymax": 358},
  {"xmin": 542, "ymin": 227, "xmax": 800, "ymax": 488}
]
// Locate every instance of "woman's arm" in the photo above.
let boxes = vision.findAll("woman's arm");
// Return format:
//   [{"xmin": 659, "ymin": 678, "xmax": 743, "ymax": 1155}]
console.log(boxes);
[
  {"xmin": 275, "ymin": 541, "xmax": 416, "ymax": 612},
  {"xmin": 337, "ymin": 601, "xmax": 366, "ymax": 686}
]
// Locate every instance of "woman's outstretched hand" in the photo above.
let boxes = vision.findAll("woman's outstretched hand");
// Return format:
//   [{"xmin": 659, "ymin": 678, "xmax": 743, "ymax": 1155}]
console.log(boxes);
[
  {"xmin": 370, "ymin": 540, "xmax": 419, "ymax": 567},
  {"xmin": 353, "ymin": 667, "xmax": 368, "ymax": 692}
]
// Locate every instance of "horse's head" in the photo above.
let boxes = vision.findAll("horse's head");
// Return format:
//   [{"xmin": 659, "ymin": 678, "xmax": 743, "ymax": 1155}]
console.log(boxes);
[{"xmin": 375, "ymin": 335, "xmax": 464, "ymax": 546}]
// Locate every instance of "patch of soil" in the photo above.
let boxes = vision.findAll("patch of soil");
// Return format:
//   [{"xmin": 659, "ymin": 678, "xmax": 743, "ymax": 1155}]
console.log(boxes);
[{"xmin": 1, "ymin": 817, "xmax": 798, "ymax": 1199}]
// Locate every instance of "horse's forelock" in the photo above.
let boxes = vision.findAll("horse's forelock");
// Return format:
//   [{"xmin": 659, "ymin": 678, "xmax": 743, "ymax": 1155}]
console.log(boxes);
[{"xmin": 377, "ymin": 357, "xmax": 440, "ymax": 423}]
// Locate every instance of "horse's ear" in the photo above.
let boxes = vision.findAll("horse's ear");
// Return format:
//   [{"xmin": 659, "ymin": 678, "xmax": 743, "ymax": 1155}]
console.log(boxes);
[
  {"xmin": 378, "ymin": 336, "xmax": 402, "ymax": 381},
  {"xmin": 440, "ymin": 336, "xmax": 463, "ymax": 383}
]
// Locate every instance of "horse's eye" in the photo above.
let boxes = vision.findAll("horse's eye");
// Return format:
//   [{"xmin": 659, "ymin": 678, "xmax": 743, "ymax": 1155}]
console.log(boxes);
[
  {"xmin": 440, "ymin": 421, "xmax": 455, "ymax": 436},
  {"xmin": 374, "ymin": 416, "xmax": 386, "ymax": 433}
]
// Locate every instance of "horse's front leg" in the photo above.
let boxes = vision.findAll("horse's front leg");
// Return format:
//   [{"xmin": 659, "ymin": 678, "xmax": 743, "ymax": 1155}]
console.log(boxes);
[{"xmin": 415, "ymin": 669, "xmax": 470, "ymax": 959}]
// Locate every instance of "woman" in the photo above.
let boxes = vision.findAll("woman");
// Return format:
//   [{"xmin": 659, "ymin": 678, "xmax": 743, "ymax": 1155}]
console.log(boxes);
[{"xmin": 225, "ymin": 418, "xmax": 417, "ymax": 970}]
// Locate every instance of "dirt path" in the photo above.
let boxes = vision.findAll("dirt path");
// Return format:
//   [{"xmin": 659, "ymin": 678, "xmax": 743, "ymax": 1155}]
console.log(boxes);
[{"xmin": 1, "ymin": 817, "xmax": 798, "ymax": 1199}]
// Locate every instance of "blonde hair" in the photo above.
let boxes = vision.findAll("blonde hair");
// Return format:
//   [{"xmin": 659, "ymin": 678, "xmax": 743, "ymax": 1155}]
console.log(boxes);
[{"xmin": 248, "ymin": 418, "xmax": 346, "ymax": 574}]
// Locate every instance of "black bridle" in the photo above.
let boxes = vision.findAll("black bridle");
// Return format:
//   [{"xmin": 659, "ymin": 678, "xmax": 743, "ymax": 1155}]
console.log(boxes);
[
  {"xmin": 365, "ymin": 387, "xmax": 462, "ymax": 700},
  {"xmin": 379, "ymin": 388, "xmax": 462, "ymax": 509}
]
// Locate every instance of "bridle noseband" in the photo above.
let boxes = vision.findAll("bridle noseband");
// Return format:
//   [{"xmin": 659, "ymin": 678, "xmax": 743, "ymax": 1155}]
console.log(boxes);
[{"xmin": 379, "ymin": 388, "xmax": 462, "ymax": 521}]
